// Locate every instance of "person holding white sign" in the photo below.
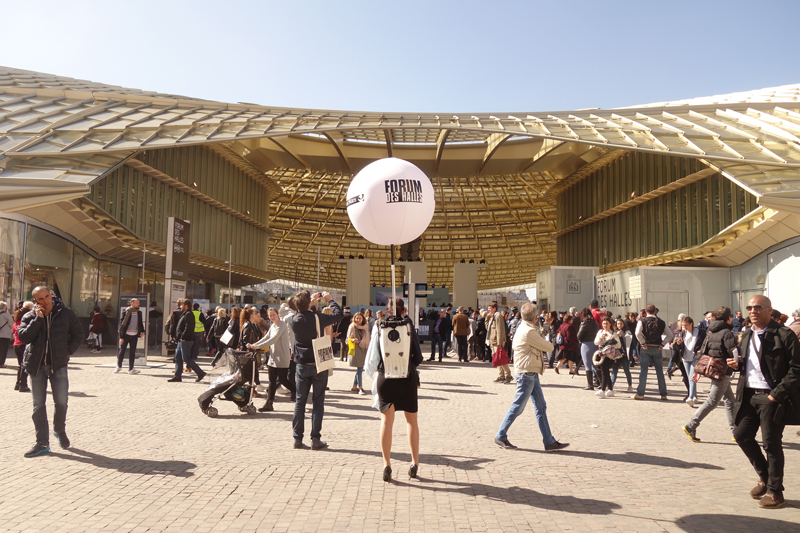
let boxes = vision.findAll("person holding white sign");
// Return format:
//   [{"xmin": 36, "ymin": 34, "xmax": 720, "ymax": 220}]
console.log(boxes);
[{"xmin": 288, "ymin": 290, "xmax": 342, "ymax": 451}]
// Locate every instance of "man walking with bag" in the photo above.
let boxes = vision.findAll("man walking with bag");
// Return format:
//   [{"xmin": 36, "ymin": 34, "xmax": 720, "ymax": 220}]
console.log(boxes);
[
  {"xmin": 487, "ymin": 302, "xmax": 511, "ymax": 383},
  {"xmin": 495, "ymin": 303, "xmax": 569, "ymax": 451},
  {"xmin": 288, "ymin": 291, "xmax": 342, "ymax": 450},
  {"xmin": 729, "ymin": 295, "xmax": 800, "ymax": 509}
]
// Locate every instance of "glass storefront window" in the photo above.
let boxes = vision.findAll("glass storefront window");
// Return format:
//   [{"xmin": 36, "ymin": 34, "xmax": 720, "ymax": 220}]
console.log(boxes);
[
  {"xmin": 140, "ymin": 269, "xmax": 165, "ymax": 309},
  {"xmin": 99, "ymin": 261, "xmax": 120, "ymax": 321},
  {"xmin": 119, "ymin": 265, "xmax": 139, "ymax": 294},
  {"xmin": 24, "ymin": 226, "xmax": 73, "ymax": 303},
  {"xmin": 71, "ymin": 247, "xmax": 99, "ymax": 318},
  {"xmin": 0, "ymin": 218, "xmax": 25, "ymax": 308}
]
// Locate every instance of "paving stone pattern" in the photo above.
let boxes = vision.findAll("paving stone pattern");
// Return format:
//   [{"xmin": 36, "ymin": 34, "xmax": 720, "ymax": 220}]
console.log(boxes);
[{"xmin": 1, "ymin": 347, "xmax": 799, "ymax": 532}]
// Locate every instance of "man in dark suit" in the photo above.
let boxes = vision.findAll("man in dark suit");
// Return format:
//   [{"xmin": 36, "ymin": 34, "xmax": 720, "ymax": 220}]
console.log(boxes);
[
  {"xmin": 442, "ymin": 306, "xmax": 453, "ymax": 357},
  {"xmin": 117, "ymin": 298, "xmax": 145, "ymax": 374},
  {"xmin": 729, "ymin": 295, "xmax": 800, "ymax": 509}
]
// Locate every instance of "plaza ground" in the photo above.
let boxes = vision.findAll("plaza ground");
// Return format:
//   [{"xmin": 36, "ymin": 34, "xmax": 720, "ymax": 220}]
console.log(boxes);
[{"xmin": 1, "ymin": 346, "xmax": 799, "ymax": 532}]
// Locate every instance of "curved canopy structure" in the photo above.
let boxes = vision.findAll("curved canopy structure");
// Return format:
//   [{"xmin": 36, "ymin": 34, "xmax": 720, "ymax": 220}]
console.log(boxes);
[{"xmin": 2, "ymin": 67, "xmax": 799, "ymax": 289}]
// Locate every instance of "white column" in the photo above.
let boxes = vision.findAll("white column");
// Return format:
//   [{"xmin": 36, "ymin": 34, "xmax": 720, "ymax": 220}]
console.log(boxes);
[
  {"xmin": 452, "ymin": 263, "xmax": 487, "ymax": 310},
  {"xmin": 336, "ymin": 258, "xmax": 371, "ymax": 307}
]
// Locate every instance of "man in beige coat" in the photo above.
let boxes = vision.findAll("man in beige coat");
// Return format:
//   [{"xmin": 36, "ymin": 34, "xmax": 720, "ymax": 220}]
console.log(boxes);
[
  {"xmin": 486, "ymin": 302, "xmax": 510, "ymax": 383},
  {"xmin": 494, "ymin": 303, "xmax": 569, "ymax": 451}
]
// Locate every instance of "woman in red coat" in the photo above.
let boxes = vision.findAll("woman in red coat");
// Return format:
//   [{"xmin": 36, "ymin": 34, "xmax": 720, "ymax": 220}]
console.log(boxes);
[{"xmin": 554, "ymin": 315, "xmax": 578, "ymax": 375}]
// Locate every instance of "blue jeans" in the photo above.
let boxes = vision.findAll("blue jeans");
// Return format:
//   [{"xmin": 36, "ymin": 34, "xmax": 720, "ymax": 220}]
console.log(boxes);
[
  {"xmin": 580, "ymin": 342, "xmax": 595, "ymax": 372},
  {"xmin": 429, "ymin": 333, "xmax": 444, "ymax": 360},
  {"xmin": 611, "ymin": 355, "xmax": 632, "ymax": 387},
  {"xmin": 173, "ymin": 340, "xmax": 203, "ymax": 379},
  {"xmin": 636, "ymin": 346, "xmax": 667, "ymax": 397},
  {"xmin": 353, "ymin": 367, "xmax": 364, "ymax": 388},
  {"xmin": 30, "ymin": 365, "xmax": 69, "ymax": 445},
  {"xmin": 683, "ymin": 360, "xmax": 697, "ymax": 399},
  {"xmin": 293, "ymin": 363, "xmax": 328, "ymax": 441},
  {"xmin": 495, "ymin": 372, "xmax": 555, "ymax": 447}
]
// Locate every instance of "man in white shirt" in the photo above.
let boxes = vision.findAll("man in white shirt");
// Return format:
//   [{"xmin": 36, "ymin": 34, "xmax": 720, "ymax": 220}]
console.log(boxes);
[
  {"xmin": 117, "ymin": 299, "xmax": 145, "ymax": 374},
  {"xmin": 729, "ymin": 295, "xmax": 800, "ymax": 509},
  {"xmin": 494, "ymin": 303, "xmax": 568, "ymax": 451}
]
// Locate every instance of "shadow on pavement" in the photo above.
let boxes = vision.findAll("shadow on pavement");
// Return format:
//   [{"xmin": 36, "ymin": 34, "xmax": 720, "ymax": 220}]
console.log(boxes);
[
  {"xmin": 674, "ymin": 513, "xmax": 798, "ymax": 532},
  {"xmin": 423, "ymin": 387, "xmax": 494, "ymax": 395},
  {"xmin": 518, "ymin": 450, "xmax": 724, "ymax": 470},
  {"xmin": 50, "ymin": 448, "xmax": 196, "ymax": 477},
  {"xmin": 328, "ymin": 448, "xmax": 494, "ymax": 471},
  {"xmin": 393, "ymin": 478, "xmax": 621, "ymax": 514}
]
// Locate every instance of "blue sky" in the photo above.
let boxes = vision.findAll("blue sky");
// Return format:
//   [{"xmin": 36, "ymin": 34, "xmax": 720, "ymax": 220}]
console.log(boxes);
[{"xmin": 4, "ymin": 0, "xmax": 799, "ymax": 113}]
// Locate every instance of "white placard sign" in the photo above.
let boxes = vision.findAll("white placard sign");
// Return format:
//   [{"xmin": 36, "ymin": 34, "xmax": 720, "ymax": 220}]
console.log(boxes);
[{"xmin": 629, "ymin": 275, "xmax": 642, "ymax": 299}]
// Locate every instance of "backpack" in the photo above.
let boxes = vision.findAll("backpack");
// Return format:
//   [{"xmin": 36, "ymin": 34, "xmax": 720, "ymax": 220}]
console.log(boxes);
[
  {"xmin": 378, "ymin": 315, "xmax": 412, "ymax": 379},
  {"xmin": 642, "ymin": 316, "xmax": 665, "ymax": 345}
]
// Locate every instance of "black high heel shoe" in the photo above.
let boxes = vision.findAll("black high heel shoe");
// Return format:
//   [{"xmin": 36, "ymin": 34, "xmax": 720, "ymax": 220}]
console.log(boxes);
[
  {"xmin": 408, "ymin": 464, "xmax": 418, "ymax": 478},
  {"xmin": 383, "ymin": 466, "xmax": 392, "ymax": 482}
]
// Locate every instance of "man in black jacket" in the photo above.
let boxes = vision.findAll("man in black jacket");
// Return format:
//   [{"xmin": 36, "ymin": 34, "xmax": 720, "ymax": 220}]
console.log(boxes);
[
  {"xmin": 18, "ymin": 286, "xmax": 83, "ymax": 457},
  {"xmin": 633, "ymin": 304, "xmax": 673, "ymax": 400},
  {"xmin": 117, "ymin": 298, "xmax": 145, "ymax": 374},
  {"xmin": 682, "ymin": 307, "xmax": 738, "ymax": 442},
  {"xmin": 729, "ymin": 295, "xmax": 800, "ymax": 509},
  {"xmin": 289, "ymin": 290, "xmax": 342, "ymax": 450},
  {"xmin": 167, "ymin": 299, "xmax": 205, "ymax": 383},
  {"xmin": 335, "ymin": 306, "xmax": 352, "ymax": 361}
]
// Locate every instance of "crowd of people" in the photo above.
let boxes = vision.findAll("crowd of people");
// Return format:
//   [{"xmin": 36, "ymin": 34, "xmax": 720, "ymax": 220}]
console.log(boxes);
[{"xmin": 5, "ymin": 286, "xmax": 800, "ymax": 507}]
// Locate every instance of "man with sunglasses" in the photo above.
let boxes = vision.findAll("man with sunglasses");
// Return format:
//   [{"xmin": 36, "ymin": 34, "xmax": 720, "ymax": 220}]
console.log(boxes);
[{"xmin": 729, "ymin": 295, "xmax": 800, "ymax": 509}]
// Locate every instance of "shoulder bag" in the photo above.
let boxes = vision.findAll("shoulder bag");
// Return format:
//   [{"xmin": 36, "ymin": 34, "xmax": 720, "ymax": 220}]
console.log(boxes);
[{"xmin": 313, "ymin": 314, "xmax": 336, "ymax": 373}]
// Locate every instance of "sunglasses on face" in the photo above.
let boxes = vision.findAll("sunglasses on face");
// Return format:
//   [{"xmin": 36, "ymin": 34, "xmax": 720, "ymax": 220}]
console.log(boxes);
[{"xmin": 746, "ymin": 305, "xmax": 767, "ymax": 311}]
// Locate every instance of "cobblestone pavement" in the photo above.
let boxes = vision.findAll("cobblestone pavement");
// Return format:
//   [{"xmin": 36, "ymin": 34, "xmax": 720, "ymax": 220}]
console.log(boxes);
[{"xmin": 1, "ymin": 346, "xmax": 799, "ymax": 532}]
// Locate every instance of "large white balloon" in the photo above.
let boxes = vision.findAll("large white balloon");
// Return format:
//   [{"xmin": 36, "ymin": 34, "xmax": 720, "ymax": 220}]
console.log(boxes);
[{"xmin": 346, "ymin": 158, "xmax": 435, "ymax": 246}]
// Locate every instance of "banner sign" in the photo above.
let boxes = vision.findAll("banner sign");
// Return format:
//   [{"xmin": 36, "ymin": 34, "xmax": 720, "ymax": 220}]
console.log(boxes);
[{"xmin": 165, "ymin": 217, "xmax": 190, "ymax": 281}]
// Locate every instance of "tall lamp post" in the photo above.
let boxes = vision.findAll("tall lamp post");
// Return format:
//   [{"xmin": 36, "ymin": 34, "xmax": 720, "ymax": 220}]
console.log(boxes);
[{"xmin": 224, "ymin": 244, "xmax": 232, "ymax": 309}]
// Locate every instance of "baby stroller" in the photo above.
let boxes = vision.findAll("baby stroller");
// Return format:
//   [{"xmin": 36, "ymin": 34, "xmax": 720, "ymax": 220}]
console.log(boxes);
[{"xmin": 198, "ymin": 348, "xmax": 258, "ymax": 417}]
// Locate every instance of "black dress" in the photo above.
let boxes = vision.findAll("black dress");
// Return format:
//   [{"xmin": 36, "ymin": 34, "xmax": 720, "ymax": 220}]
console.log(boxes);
[{"xmin": 376, "ymin": 323, "xmax": 424, "ymax": 413}]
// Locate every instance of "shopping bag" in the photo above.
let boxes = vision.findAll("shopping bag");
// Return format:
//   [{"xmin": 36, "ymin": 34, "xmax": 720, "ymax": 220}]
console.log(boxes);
[
  {"xmin": 313, "ymin": 315, "xmax": 335, "ymax": 373},
  {"xmin": 492, "ymin": 346, "xmax": 510, "ymax": 368}
]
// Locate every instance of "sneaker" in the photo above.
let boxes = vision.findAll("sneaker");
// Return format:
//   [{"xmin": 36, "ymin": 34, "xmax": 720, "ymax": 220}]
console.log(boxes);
[
  {"xmin": 759, "ymin": 492, "xmax": 785, "ymax": 509},
  {"xmin": 750, "ymin": 481, "xmax": 768, "ymax": 499},
  {"xmin": 685, "ymin": 398, "xmax": 694, "ymax": 408},
  {"xmin": 293, "ymin": 439, "xmax": 308, "ymax": 449},
  {"xmin": 494, "ymin": 377, "xmax": 504, "ymax": 383},
  {"xmin": 631, "ymin": 394, "xmax": 644, "ymax": 400},
  {"xmin": 626, "ymin": 386, "xmax": 633, "ymax": 393},
  {"xmin": 113, "ymin": 367, "xmax": 122, "ymax": 373},
  {"xmin": 544, "ymin": 441, "xmax": 570, "ymax": 451},
  {"xmin": 311, "ymin": 439, "xmax": 328, "ymax": 450},
  {"xmin": 53, "ymin": 431, "xmax": 70, "ymax": 448},
  {"xmin": 594, "ymin": 390, "xmax": 605, "ymax": 396},
  {"xmin": 661, "ymin": 396, "xmax": 668, "ymax": 400},
  {"xmin": 256, "ymin": 384, "xmax": 267, "ymax": 393},
  {"xmin": 24, "ymin": 443, "xmax": 50, "ymax": 458},
  {"xmin": 494, "ymin": 438, "xmax": 517, "ymax": 450},
  {"xmin": 503, "ymin": 377, "xmax": 514, "ymax": 384},
  {"xmin": 358, "ymin": 388, "xmax": 366, "ymax": 395},
  {"xmin": 19, "ymin": 385, "xmax": 30, "ymax": 393},
  {"xmin": 128, "ymin": 368, "xmax": 140, "ymax": 374},
  {"xmin": 605, "ymin": 390, "xmax": 615, "ymax": 398},
  {"xmin": 682, "ymin": 425, "xmax": 700, "ymax": 443},
  {"xmin": 350, "ymin": 386, "xmax": 359, "ymax": 392},
  {"xmin": 732, "ymin": 435, "xmax": 737, "ymax": 442}
]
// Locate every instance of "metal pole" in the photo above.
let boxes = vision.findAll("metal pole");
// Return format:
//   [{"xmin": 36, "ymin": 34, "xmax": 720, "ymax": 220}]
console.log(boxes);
[
  {"xmin": 390, "ymin": 244, "xmax": 396, "ymax": 316},
  {"xmin": 141, "ymin": 243, "xmax": 146, "ymax": 292},
  {"xmin": 317, "ymin": 245, "xmax": 320, "ymax": 290},
  {"xmin": 228, "ymin": 244, "xmax": 232, "ymax": 309}
]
